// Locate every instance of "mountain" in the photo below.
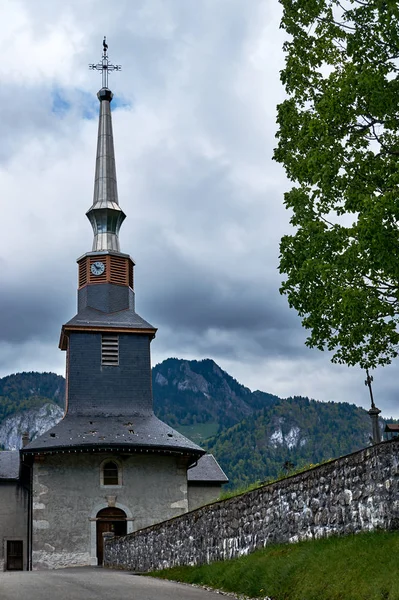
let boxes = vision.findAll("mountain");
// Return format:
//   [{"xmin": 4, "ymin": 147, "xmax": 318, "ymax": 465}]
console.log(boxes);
[
  {"xmin": 153, "ymin": 357, "xmax": 279, "ymax": 435},
  {"xmin": 0, "ymin": 371, "xmax": 65, "ymax": 450},
  {"xmin": 204, "ymin": 395, "xmax": 373, "ymax": 489},
  {"xmin": 0, "ymin": 361, "xmax": 394, "ymax": 489},
  {"xmin": 0, "ymin": 372, "xmax": 65, "ymax": 421},
  {"xmin": 0, "ymin": 403, "xmax": 63, "ymax": 451},
  {"xmin": 153, "ymin": 359, "xmax": 390, "ymax": 488}
]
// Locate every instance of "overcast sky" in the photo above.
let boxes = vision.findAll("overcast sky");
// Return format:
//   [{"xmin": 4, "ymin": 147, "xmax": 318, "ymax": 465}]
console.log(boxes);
[{"xmin": 0, "ymin": 0, "xmax": 398, "ymax": 418}]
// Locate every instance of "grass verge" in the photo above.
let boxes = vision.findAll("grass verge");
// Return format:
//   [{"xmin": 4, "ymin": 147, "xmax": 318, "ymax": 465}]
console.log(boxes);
[
  {"xmin": 149, "ymin": 530, "xmax": 399, "ymax": 600},
  {"xmin": 218, "ymin": 460, "xmax": 334, "ymax": 501}
]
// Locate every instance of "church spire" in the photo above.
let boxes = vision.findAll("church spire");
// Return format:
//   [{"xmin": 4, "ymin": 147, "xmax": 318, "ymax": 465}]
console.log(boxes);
[{"xmin": 87, "ymin": 38, "xmax": 125, "ymax": 252}]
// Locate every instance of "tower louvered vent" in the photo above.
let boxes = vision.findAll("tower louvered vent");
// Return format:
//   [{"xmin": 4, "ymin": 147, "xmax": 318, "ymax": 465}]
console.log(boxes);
[{"xmin": 101, "ymin": 335, "xmax": 119, "ymax": 366}]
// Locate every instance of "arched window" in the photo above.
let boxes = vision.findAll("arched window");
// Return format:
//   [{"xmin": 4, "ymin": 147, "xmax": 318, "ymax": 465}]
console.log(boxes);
[{"xmin": 100, "ymin": 459, "xmax": 122, "ymax": 487}]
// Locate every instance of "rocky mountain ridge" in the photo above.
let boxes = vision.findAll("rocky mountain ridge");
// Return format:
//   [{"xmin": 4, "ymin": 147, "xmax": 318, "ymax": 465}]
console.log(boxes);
[
  {"xmin": 152, "ymin": 357, "xmax": 279, "ymax": 430},
  {"xmin": 0, "ymin": 359, "xmax": 392, "ymax": 488},
  {"xmin": 0, "ymin": 404, "xmax": 63, "ymax": 450}
]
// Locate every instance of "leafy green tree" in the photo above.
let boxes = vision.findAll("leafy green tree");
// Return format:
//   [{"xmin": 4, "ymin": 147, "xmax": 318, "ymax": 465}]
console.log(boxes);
[{"xmin": 274, "ymin": 0, "xmax": 399, "ymax": 368}]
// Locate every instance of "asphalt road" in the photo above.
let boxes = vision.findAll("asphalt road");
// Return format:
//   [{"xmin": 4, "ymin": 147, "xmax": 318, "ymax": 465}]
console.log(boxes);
[{"xmin": 0, "ymin": 567, "xmax": 236, "ymax": 600}]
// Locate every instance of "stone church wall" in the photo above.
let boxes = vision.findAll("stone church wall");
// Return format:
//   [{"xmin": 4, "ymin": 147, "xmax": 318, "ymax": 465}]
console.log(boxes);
[
  {"xmin": 32, "ymin": 452, "xmax": 189, "ymax": 569},
  {"xmin": 104, "ymin": 438, "xmax": 399, "ymax": 572}
]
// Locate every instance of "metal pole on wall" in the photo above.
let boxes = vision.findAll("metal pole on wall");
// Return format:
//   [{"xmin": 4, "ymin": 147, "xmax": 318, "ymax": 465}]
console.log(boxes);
[{"xmin": 365, "ymin": 368, "xmax": 381, "ymax": 444}]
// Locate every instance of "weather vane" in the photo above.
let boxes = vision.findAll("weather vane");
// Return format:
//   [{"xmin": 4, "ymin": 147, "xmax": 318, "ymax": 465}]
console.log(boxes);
[{"xmin": 89, "ymin": 37, "xmax": 121, "ymax": 89}]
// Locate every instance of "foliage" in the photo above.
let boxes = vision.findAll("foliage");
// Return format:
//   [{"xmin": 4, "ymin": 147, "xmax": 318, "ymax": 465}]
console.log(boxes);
[
  {"xmin": 275, "ymin": 0, "xmax": 399, "ymax": 368},
  {"xmin": 151, "ymin": 531, "xmax": 399, "ymax": 600},
  {"xmin": 0, "ymin": 372, "xmax": 65, "ymax": 406},
  {"xmin": 153, "ymin": 358, "xmax": 278, "ymax": 432},
  {"xmin": 175, "ymin": 422, "xmax": 219, "ymax": 445},
  {"xmin": 0, "ymin": 372, "xmax": 65, "ymax": 423},
  {"xmin": 204, "ymin": 395, "xmax": 376, "ymax": 489},
  {"xmin": 0, "ymin": 395, "xmax": 58, "ymax": 424},
  {"xmin": 217, "ymin": 459, "xmax": 332, "ymax": 501}
]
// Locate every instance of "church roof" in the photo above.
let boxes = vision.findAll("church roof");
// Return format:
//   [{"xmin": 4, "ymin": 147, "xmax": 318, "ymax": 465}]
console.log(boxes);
[
  {"xmin": 0, "ymin": 451, "xmax": 20, "ymax": 480},
  {"xmin": 64, "ymin": 306, "xmax": 155, "ymax": 331},
  {"xmin": 22, "ymin": 414, "xmax": 205, "ymax": 459},
  {"xmin": 187, "ymin": 454, "xmax": 228, "ymax": 483}
]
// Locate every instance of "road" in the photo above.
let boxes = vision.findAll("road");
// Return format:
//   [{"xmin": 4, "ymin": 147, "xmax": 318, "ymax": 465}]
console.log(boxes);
[{"xmin": 0, "ymin": 567, "xmax": 236, "ymax": 600}]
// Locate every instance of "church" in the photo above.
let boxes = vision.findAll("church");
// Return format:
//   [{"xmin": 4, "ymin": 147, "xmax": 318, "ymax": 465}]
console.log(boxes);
[{"xmin": 0, "ymin": 40, "xmax": 227, "ymax": 571}]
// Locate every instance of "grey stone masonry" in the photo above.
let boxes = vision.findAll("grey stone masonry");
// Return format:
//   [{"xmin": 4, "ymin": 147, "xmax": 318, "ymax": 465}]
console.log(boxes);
[{"xmin": 104, "ymin": 438, "xmax": 399, "ymax": 572}]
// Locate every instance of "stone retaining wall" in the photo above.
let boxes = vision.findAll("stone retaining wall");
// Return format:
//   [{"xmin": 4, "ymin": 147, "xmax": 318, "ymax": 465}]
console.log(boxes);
[{"xmin": 104, "ymin": 438, "xmax": 399, "ymax": 572}]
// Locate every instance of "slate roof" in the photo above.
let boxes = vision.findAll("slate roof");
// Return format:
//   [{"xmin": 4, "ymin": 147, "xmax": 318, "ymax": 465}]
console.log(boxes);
[
  {"xmin": 385, "ymin": 424, "xmax": 399, "ymax": 432},
  {"xmin": 0, "ymin": 451, "xmax": 20, "ymax": 480},
  {"xmin": 187, "ymin": 454, "xmax": 229, "ymax": 483},
  {"xmin": 64, "ymin": 307, "xmax": 155, "ymax": 330},
  {"xmin": 22, "ymin": 414, "xmax": 205, "ymax": 458}
]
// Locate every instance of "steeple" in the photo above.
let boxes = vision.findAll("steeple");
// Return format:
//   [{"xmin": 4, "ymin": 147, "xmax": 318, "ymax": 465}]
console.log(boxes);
[
  {"xmin": 23, "ymin": 35, "xmax": 204, "ymax": 496},
  {"xmin": 87, "ymin": 38, "xmax": 125, "ymax": 252}
]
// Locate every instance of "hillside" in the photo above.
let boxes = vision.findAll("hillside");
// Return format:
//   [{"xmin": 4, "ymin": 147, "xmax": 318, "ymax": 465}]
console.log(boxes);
[
  {"xmin": 0, "ymin": 371, "xmax": 65, "ymax": 450},
  {"xmin": 204, "ymin": 395, "xmax": 372, "ymax": 488},
  {"xmin": 0, "ymin": 360, "xmax": 393, "ymax": 488},
  {"xmin": 152, "ymin": 358, "xmax": 279, "ymax": 437},
  {"xmin": 0, "ymin": 371, "xmax": 65, "ymax": 420}
]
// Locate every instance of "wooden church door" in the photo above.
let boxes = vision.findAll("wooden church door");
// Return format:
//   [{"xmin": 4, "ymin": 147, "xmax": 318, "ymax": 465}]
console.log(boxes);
[{"xmin": 96, "ymin": 507, "xmax": 127, "ymax": 565}]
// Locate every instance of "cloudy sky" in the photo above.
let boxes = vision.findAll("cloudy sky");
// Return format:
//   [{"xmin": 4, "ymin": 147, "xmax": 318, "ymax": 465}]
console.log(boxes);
[{"xmin": 0, "ymin": 0, "xmax": 398, "ymax": 418}]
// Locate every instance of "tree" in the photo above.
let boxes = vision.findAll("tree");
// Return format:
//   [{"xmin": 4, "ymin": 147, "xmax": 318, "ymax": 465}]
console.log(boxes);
[{"xmin": 274, "ymin": 0, "xmax": 399, "ymax": 369}]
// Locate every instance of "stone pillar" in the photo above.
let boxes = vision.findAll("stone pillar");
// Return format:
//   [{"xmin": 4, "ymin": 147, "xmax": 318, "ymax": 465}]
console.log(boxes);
[
  {"xmin": 102, "ymin": 531, "xmax": 115, "ymax": 566},
  {"xmin": 369, "ymin": 406, "xmax": 382, "ymax": 444}
]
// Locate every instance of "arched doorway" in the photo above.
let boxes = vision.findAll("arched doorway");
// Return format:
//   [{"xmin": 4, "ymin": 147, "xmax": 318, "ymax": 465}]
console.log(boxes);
[{"xmin": 96, "ymin": 507, "xmax": 127, "ymax": 565}]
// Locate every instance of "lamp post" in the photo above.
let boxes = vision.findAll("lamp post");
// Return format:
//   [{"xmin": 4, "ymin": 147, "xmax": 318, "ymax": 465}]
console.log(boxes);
[{"xmin": 365, "ymin": 368, "xmax": 381, "ymax": 444}]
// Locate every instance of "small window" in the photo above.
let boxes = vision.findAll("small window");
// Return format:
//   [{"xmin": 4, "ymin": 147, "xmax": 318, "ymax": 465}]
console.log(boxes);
[
  {"xmin": 102, "ymin": 335, "xmax": 119, "ymax": 366},
  {"xmin": 103, "ymin": 461, "xmax": 119, "ymax": 486}
]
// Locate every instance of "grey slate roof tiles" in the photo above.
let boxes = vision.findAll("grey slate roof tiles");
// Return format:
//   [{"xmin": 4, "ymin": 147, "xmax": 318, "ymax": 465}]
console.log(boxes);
[
  {"xmin": 65, "ymin": 307, "xmax": 155, "ymax": 330},
  {"xmin": 187, "ymin": 454, "xmax": 229, "ymax": 483},
  {"xmin": 23, "ymin": 414, "xmax": 205, "ymax": 456},
  {"xmin": 0, "ymin": 451, "xmax": 20, "ymax": 480}
]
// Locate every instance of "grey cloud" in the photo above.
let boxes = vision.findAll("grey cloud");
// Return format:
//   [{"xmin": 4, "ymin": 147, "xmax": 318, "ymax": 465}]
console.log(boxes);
[
  {"xmin": 0, "ymin": 283, "xmax": 71, "ymax": 344},
  {"xmin": 0, "ymin": 85, "xmax": 54, "ymax": 163},
  {"xmin": 0, "ymin": 84, "xmax": 97, "ymax": 164}
]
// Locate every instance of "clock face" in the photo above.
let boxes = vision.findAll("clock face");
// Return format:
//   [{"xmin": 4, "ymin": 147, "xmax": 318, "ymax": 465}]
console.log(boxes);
[{"xmin": 91, "ymin": 261, "xmax": 105, "ymax": 276}]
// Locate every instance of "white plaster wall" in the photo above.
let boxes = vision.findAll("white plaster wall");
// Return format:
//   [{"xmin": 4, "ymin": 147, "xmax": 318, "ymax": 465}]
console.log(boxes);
[
  {"xmin": 188, "ymin": 484, "xmax": 222, "ymax": 511},
  {"xmin": 0, "ymin": 482, "xmax": 29, "ymax": 571},
  {"xmin": 31, "ymin": 452, "xmax": 188, "ymax": 569}
]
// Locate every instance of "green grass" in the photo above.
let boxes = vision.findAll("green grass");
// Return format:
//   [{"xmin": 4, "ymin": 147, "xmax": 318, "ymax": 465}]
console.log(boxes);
[
  {"xmin": 175, "ymin": 422, "xmax": 219, "ymax": 444},
  {"xmin": 150, "ymin": 531, "xmax": 399, "ymax": 600}
]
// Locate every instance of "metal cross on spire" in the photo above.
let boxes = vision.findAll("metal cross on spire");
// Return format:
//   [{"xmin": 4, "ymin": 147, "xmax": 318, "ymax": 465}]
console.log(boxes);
[
  {"xmin": 89, "ymin": 37, "xmax": 121, "ymax": 89},
  {"xmin": 364, "ymin": 368, "xmax": 375, "ymax": 409}
]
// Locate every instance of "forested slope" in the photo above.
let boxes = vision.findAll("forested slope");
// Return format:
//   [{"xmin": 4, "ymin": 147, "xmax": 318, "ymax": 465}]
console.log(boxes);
[{"xmin": 0, "ymin": 360, "xmax": 394, "ymax": 488}]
